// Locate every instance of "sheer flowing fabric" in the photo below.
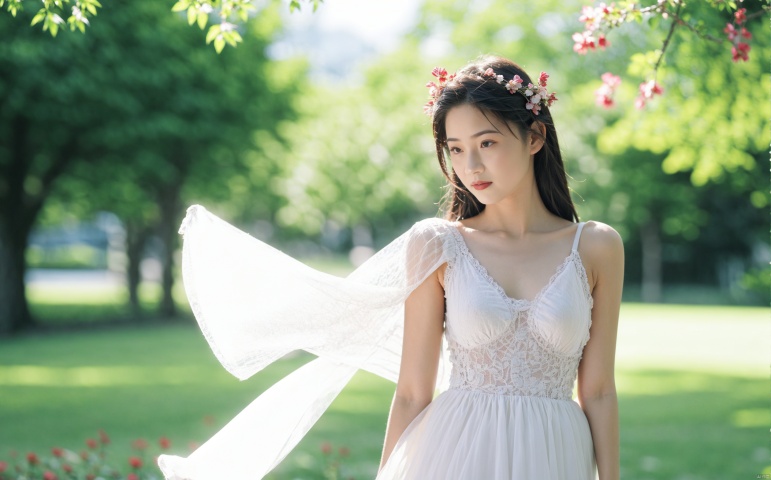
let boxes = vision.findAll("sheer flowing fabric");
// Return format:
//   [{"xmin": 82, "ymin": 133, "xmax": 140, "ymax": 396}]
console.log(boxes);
[{"xmin": 157, "ymin": 205, "xmax": 453, "ymax": 480}]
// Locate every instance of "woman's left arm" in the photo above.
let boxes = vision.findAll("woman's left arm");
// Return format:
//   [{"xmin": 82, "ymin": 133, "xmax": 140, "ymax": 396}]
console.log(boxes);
[{"xmin": 577, "ymin": 221, "xmax": 624, "ymax": 480}]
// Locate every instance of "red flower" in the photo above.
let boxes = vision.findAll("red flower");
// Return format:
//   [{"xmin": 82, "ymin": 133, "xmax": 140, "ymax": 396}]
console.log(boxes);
[
  {"xmin": 86, "ymin": 438, "xmax": 98, "ymax": 450},
  {"xmin": 320, "ymin": 441, "xmax": 332, "ymax": 455},
  {"xmin": 127, "ymin": 474, "xmax": 139, "ymax": 480},
  {"xmin": 159, "ymin": 436, "xmax": 171, "ymax": 449},
  {"xmin": 732, "ymin": 42, "xmax": 751, "ymax": 62},
  {"xmin": 538, "ymin": 72, "xmax": 549, "ymax": 87},
  {"xmin": 431, "ymin": 67, "xmax": 448, "ymax": 82},
  {"xmin": 26, "ymin": 452, "xmax": 39, "ymax": 465},
  {"xmin": 43, "ymin": 471, "xmax": 57, "ymax": 480},
  {"xmin": 597, "ymin": 34, "xmax": 608, "ymax": 49},
  {"xmin": 51, "ymin": 447, "xmax": 63, "ymax": 458},
  {"xmin": 131, "ymin": 438, "xmax": 148, "ymax": 451},
  {"xmin": 98, "ymin": 429, "xmax": 110, "ymax": 445},
  {"xmin": 129, "ymin": 456, "xmax": 143, "ymax": 469},
  {"xmin": 0, "ymin": 461, "xmax": 7, "ymax": 473},
  {"xmin": 63, "ymin": 464, "xmax": 73, "ymax": 473},
  {"xmin": 338, "ymin": 446, "xmax": 350, "ymax": 457},
  {"xmin": 734, "ymin": 7, "xmax": 746, "ymax": 24}
]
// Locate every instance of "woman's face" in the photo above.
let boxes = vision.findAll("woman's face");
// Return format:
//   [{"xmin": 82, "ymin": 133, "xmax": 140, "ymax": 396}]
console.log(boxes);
[{"xmin": 444, "ymin": 103, "xmax": 543, "ymax": 205}]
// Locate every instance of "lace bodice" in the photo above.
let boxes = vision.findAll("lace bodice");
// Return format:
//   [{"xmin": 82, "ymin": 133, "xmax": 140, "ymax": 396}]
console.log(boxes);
[{"xmin": 441, "ymin": 220, "xmax": 594, "ymax": 401}]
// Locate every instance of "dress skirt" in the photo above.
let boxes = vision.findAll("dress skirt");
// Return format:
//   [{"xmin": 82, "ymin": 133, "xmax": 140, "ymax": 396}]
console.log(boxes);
[{"xmin": 376, "ymin": 389, "xmax": 598, "ymax": 480}]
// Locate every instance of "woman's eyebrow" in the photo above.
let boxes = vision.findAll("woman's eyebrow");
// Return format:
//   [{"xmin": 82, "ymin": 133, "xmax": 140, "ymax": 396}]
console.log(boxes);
[{"xmin": 446, "ymin": 129, "xmax": 501, "ymax": 142}]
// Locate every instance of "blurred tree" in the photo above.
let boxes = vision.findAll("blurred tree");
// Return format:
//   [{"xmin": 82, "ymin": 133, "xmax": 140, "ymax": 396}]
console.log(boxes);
[{"xmin": 0, "ymin": 0, "xmax": 301, "ymax": 333}]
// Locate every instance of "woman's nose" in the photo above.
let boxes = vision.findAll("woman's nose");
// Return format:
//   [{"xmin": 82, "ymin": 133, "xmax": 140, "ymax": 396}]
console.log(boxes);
[{"xmin": 465, "ymin": 151, "xmax": 483, "ymax": 174}]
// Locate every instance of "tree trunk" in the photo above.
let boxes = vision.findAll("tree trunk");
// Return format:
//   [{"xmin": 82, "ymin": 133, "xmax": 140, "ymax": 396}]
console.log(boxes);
[
  {"xmin": 125, "ymin": 220, "xmax": 151, "ymax": 319},
  {"xmin": 640, "ymin": 219, "xmax": 663, "ymax": 303},
  {"xmin": 157, "ymin": 184, "xmax": 182, "ymax": 319},
  {"xmin": 0, "ymin": 222, "xmax": 33, "ymax": 335}
]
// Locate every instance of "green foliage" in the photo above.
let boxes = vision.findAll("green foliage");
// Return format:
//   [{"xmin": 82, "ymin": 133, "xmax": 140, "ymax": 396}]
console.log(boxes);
[{"xmin": 3, "ymin": 0, "xmax": 323, "ymax": 52}]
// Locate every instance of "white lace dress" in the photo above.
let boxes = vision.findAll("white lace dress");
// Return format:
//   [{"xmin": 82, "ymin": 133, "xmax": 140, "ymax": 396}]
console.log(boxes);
[
  {"xmin": 377, "ymin": 220, "xmax": 598, "ymax": 480},
  {"xmin": 157, "ymin": 207, "xmax": 597, "ymax": 480}
]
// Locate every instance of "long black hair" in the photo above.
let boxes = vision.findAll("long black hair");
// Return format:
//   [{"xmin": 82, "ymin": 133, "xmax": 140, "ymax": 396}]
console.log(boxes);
[{"xmin": 430, "ymin": 55, "xmax": 578, "ymax": 223}]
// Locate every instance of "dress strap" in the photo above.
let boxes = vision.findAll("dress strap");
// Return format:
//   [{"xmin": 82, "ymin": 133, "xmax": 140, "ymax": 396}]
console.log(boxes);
[{"xmin": 571, "ymin": 222, "xmax": 586, "ymax": 253}]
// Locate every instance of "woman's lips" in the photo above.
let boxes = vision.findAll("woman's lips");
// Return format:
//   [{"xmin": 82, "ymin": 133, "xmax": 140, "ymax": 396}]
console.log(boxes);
[{"xmin": 472, "ymin": 182, "xmax": 492, "ymax": 191}]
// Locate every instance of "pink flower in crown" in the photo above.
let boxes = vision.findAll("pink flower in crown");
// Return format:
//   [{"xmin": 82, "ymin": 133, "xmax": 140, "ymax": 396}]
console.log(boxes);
[
  {"xmin": 506, "ymin": 75, "xmax": 523, "ymax": 93},
  {"xmin": 526, "ymin": 101, "xmax": 541, "ymax": 115},
  {"xmin": 483, "ymin": 67, "xmax": 495, "ymax": 77},
  {"xmin": 546, "ymin": 92, "xmax": 557, "ymax": 107},
  {"xmin": 432, "ymin": 67, "xmax": 448, "ymax": 82},
  {"xmin": 538, "ymin": 72, "xmax": 549, "ymax": 87}
]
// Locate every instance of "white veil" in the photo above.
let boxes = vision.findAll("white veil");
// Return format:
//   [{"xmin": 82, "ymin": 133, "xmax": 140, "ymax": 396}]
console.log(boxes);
[{"xmin": 157, "ymin": 205, "xmax": 454, "ymax": 480}]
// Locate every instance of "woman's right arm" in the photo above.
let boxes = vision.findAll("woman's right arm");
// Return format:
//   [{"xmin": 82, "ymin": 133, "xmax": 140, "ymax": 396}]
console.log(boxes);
[{"xmin": 378, "ymin": 263, "xmax": 446, "ymax": 472}]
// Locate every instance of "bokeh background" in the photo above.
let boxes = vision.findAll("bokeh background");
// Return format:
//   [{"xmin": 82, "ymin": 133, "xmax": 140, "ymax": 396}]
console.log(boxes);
[{"xmin": 0, "ymin": 0, "xmax": 769, "ymax": 478}]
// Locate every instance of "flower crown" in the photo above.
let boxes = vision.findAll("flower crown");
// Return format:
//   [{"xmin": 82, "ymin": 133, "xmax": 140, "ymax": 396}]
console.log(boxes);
[{"xmin": 424, "ymin": 66, "xmax": 558, "ymax": 116}]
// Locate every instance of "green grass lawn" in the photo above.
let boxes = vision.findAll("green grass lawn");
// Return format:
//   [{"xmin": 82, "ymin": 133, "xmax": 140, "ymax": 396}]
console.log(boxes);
[{"xmin": 7, "ymin": 280, "xmax": 770, "ymax": 479}]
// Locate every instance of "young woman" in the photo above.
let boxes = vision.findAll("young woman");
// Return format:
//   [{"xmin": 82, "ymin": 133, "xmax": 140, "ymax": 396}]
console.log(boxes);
[
  {"xmin": 374, "ymin": 55, "xmax": 623, "ymax": 480},
  {"xmin": 157, "ymin": 55, "xmax": 622, "ymax": 480}
]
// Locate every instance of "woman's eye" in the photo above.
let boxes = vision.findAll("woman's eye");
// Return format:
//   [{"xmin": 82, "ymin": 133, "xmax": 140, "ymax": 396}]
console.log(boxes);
[
  {"xmin": 449, "ymin": 146, "xmax": 462, "ymax": 154},
  {"xmin": 481, "ymin": 140, "xmax": 495, "ymax": 148}
]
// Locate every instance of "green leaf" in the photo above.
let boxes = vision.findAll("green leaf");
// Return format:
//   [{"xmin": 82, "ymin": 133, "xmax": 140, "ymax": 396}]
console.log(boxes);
[
  {"xmin": 289, "ymin": 0, "xmax": 299, "ymax": 13},
  {"xmin": 86, "ymin": 3, "xmax": 96, "ymax": 14},
  {"xmin": 187, "ymin": 7, "xmax": 196, "ymax": 25},
  {"xmin": 31, "ymin": 9, "xmax": 46, "ymax": 26},
  {"xmin": 214, "ymin": 35, "xmax": 225, "ymax": 53},
  {"xmin": 171, "ymin": 0, "xmax": 189, "ymax": 12},
  {"xmin": 197, "ymin": 12, "xmax": 208, "ymax": 30},
  {"xmin": 205, "ymin": 24, "xmax": 220, "ymax": 43}
]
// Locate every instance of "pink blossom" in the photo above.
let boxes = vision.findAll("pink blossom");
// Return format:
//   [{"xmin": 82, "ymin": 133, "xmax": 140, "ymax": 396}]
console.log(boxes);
[
  {"xmin": 129, "ymin": 456, "xmax": 142, "ymax": 469},
  {"xmin": 483, "ymin": 67, "xmax": 495, "ymax": 77},
  {"xmin": 572, "ymin": 31, "xmax": 595, "ymax": 54},
  {"xmin": 595, "ymin": 73, "xmax": 620, "ymax": 109},
  {"xmin": 538, "ymin": 72, "xmax": 549, "ymax": 87},
  {"xmin": 51, "ymin": 447, "xmax": 63, "ymax": 458},
  {"xmin": 597, "ymin": 34, "xmax": 608, "ymax": 49},
  {"xmin": 127, "ymin": 474, "xmax": 139, "ymax": 480},
  {"xmin": 724, "ymin": 23, "xmax": 737, "ymax": 41},
  {"xmin": 732, "ymin": 42, "xmax": 751, "ymax": 62},
  {"xmin": 43, "ymin": 471, "xmax": 57, "ymax": 480},
  {"xmin": 546, "ymin": 92, "xmax": 558, "ymax": 107},
  {"xmin": 26, "ymin": 452, "xmax": 39, "ymax": 465},
  {"xmin": 159, "ymin": 436, "xmax": 172, "ymax": 449},
  {"xmin": 635, "ymin": 79, "xmax": 663, "ymax": 109},
  {"xmin": 734, "ymin": 7, "xmax": 746, "ymax": 24}
]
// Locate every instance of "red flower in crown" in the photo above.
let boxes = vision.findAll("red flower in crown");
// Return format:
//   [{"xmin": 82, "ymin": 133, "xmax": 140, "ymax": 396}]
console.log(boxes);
[{"xmin": 424, "ymin": 66, "xmax": 456, "ymax": 116}]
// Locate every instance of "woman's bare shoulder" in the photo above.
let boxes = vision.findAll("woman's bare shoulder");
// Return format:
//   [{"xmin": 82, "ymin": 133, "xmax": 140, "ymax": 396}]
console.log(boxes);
[{"xmin": 578, "ymin": 220, "xmax": 624, "ymax": 287}]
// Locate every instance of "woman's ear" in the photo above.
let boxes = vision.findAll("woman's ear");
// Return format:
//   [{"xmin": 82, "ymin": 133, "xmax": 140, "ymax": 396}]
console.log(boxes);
[{"xmin": 529, "ymin": 121, "xmax": 546, "ymax": 155}]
